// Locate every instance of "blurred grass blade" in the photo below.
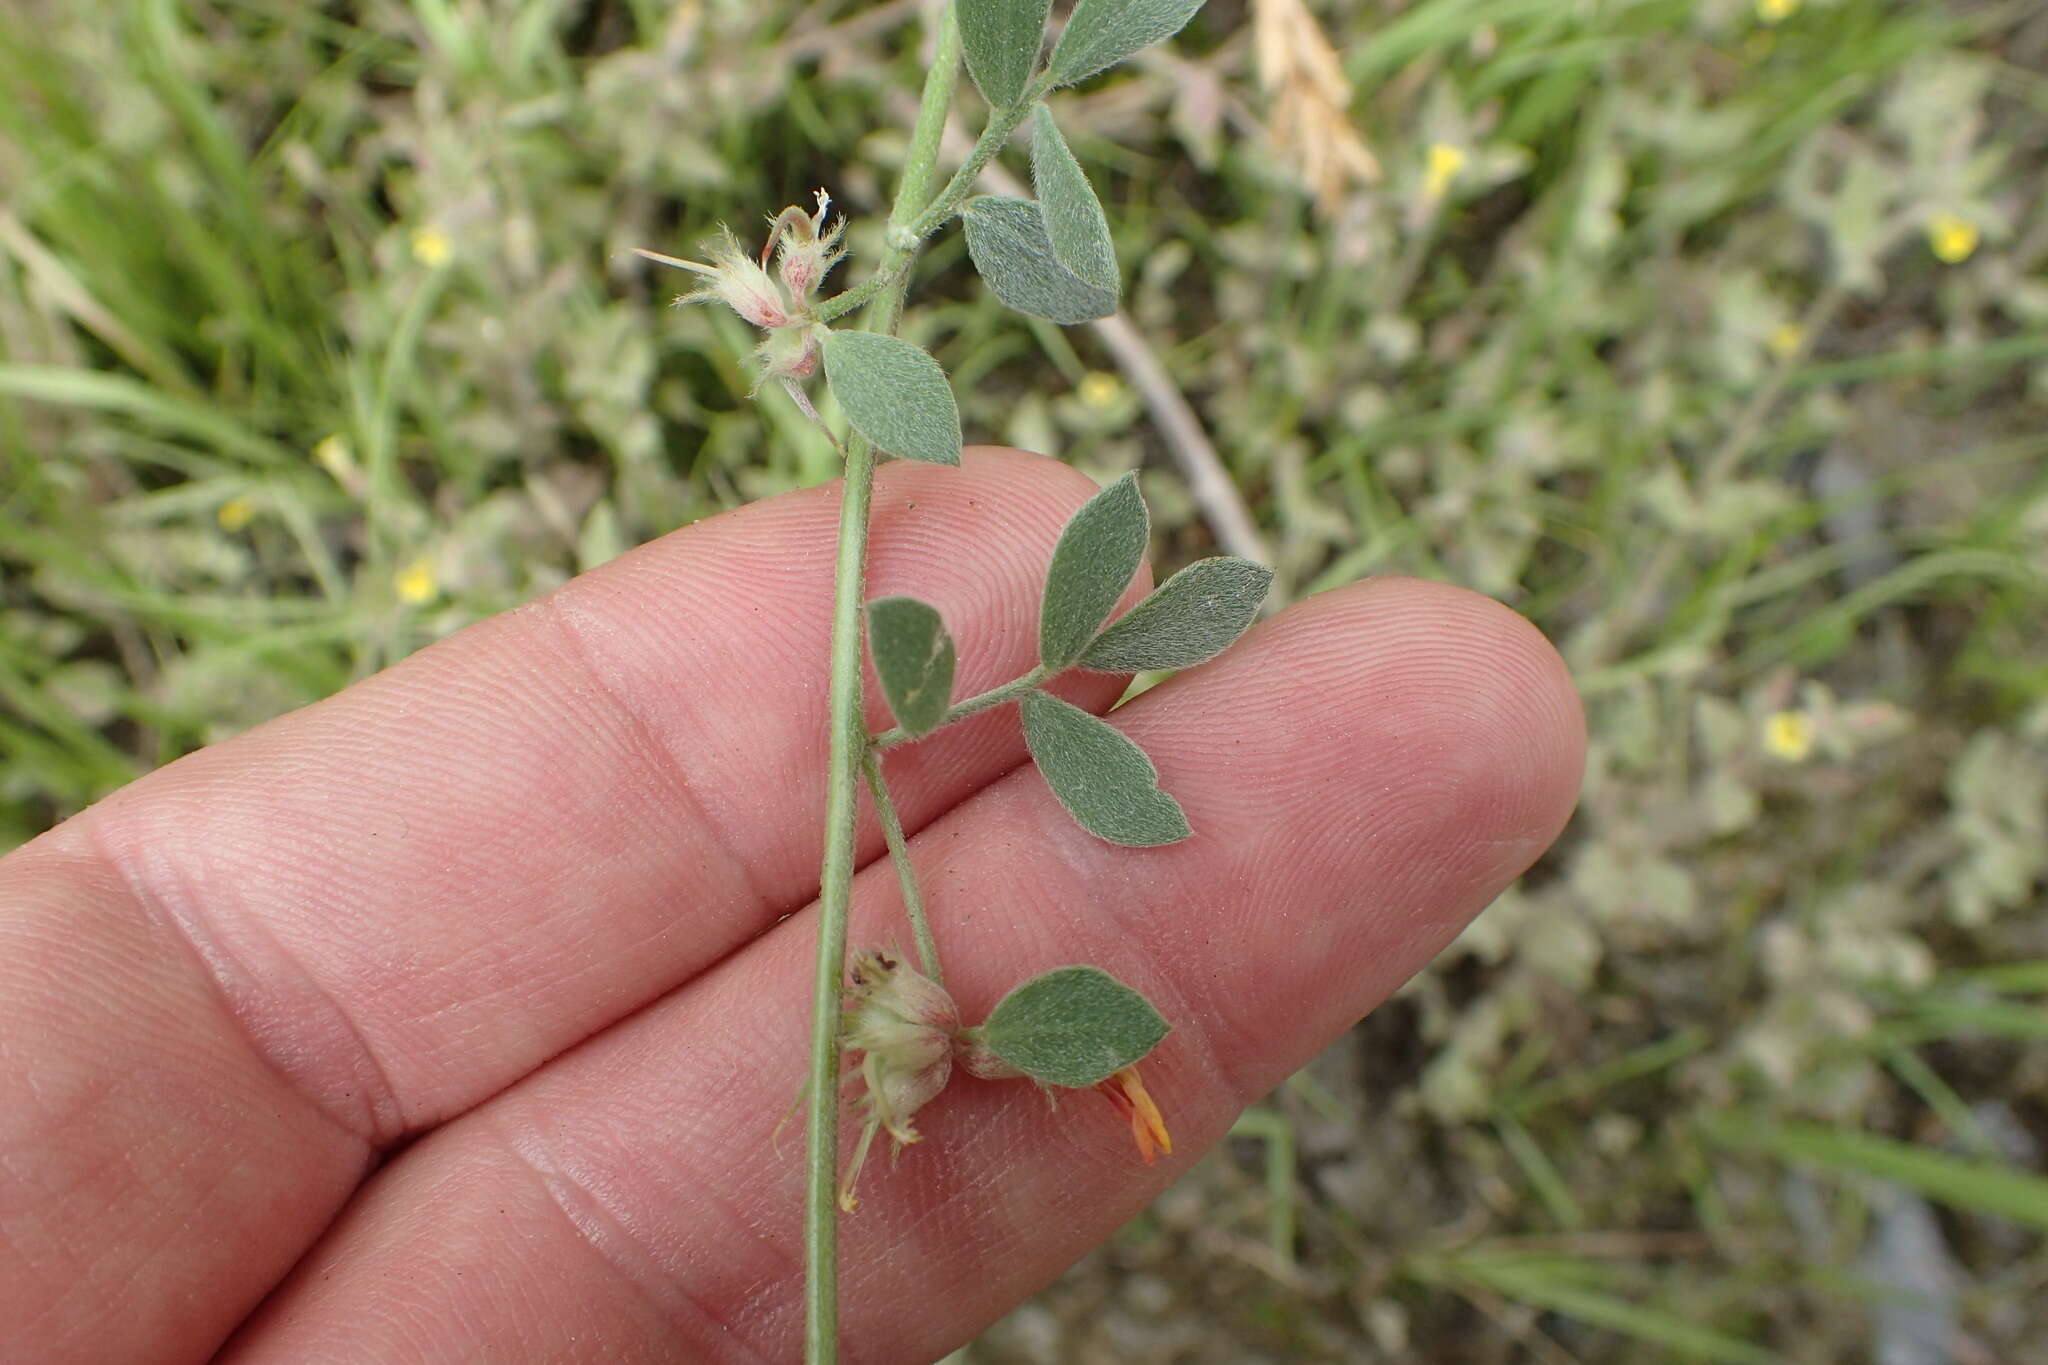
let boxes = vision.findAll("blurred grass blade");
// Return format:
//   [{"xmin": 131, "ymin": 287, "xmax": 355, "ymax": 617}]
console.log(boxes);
[
  {"xmin": 1705, "ymin": 1117, "xmax": 2048, "ymax": 1232},
  {"xmin": 0, "ymin": 365, "xmax": 300, "ymax": 469},
  {"xmin": 1441, "ymin": 1256, "xmax": 1779, "ymax": 1365}
]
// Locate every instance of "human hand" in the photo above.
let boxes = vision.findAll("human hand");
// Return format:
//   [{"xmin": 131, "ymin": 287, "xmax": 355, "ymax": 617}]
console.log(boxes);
[{"xmin": 1, "ymin": 449, "xmax": 1583, "ymax": 1363}]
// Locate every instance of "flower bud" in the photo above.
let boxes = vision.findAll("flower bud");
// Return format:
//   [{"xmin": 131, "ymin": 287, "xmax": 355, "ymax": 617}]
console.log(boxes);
[
  {"xmin": 754, "ymin": 324, "xmax": 821, "ymax": 390},
  {"xmin": 772, "ymin": 189, "xmax": 845, "ymax": 305},
  {"xmin": 838, "ymin": 951, "xmax": 959, "ymax": 1210},
  {"xmin": 636, "ymin": 227, "xmax": 794, "ymax": 329}
]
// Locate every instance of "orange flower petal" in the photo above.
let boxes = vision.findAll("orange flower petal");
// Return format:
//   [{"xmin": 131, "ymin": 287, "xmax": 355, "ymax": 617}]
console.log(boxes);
[{"xmin": 1097, "ymin": 1066, "xmax": 1172, "ymax": 1163}]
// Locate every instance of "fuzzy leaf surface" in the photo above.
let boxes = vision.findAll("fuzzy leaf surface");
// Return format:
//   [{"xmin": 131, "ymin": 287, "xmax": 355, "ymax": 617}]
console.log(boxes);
[
  {"xmin": 1047, "ymin": 0, "xmax": 1207, "ymax": 88},
  {"xmin": 961, "ymin": 196, "xmax": 1118, "ymax": 325},
  {"xmin": 867, "ymin": 596, "xmax": 956, "ymax": 737},
  {"xmin": 980, "ymin": 964, "xmax": 1169, "ymax": 1088},
  {"xmin": 1039, "ymin": 471, "xmax": 1149, "ymax": 669},
  {"xmin": 1021, "ymin": 690, "xmax": 1189, "ymax": 846},
  {"xmin": 959, "ymin": 0, "xmax": 1050, "ymax": 109},
  {"xmin": 1081, "ymin": 556, "xmax": 1272, "ymax": 673},
  {"xmin": 1029, "ymin": 105, "xmax": 1118, "ymax": 293},
  {"xmin": 820, "ymin": 329, "xmax": 962, "ymax": 465}
]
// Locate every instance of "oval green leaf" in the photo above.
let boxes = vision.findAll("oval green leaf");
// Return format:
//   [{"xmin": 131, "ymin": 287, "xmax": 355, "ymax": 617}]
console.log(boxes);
[
  {"xmin": 1021, "ymin": 690, "xmax": 1189, "ymax": 847},
  {"xmin": 961, "ymin": 196, "xmax": 1119, "ymax": 325},
  {"xmin": 1047, "ymin": 0, "xmax": 1207, "ymax": 89},
  {"xmin": 1080, "ymin": 556, "xmax": 1272, "ymax": 673},
  {"xmin": 980, "ymin": 964, "xmax": 1169, "ymax": 1089},
  {"xmin": 821, "ymin": 330, "xmax": 962, "ymax": 465},
  {"xmin": 959, "ymin": 0, "xmax": 1050, "ymax": 110},
  {"xmin": 1039, "ymin": 471, "xmax": 1149, "ymax": 669},
  {"xmin": 867, "ymin": 596, "xmax": 956, "ymax": 738},
  {"xmin": 1029, "ymin": 105, "xmax": 1117, "ymax": 293}
]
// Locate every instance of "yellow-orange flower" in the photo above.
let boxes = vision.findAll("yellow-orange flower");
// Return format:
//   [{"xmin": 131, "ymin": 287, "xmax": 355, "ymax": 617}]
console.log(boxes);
[
  {"xmin": 1422, "ymin": 142, "xmax": 1466, "ymax": 201},
  {"xmin": 394, "ymin": 557, "xmax": 438, "ymax": 605},
  {"xmin": 1763, "ymin": 710, "xmax": 1814, "ymax": 763},
  {"xmin": 215, "ymin": 496, "xmax": 255, "ymax": 533},
  {"xmin": 410, "ymin": 225, "xmax": 451, "ymax": 268},
  {"xmin": 1926, "ymin": 212, "xmax": 1979, "ymax": 265},
  {"xmin": 1096, "ymin": 1065, "xmax": 1172, "ymax": 1163}
]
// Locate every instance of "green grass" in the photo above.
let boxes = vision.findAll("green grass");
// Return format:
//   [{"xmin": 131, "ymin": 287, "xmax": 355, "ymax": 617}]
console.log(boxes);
[{"xmin": 4, "ymin": 0, "xmax": 2046, "ymax": 1358}]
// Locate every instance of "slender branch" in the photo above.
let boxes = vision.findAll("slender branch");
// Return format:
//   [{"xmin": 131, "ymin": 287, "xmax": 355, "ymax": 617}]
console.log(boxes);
[
  {"xmin": 803, "ymin": 13, "xmax": 962, "ymax": 1364},
  {"xmin": 861, "ymin": 748, "xmax": 940, "ymax": 983},
  {"xmin": 872, "ymin": 665, "xmax": 1050, "ymax": 749},
  {"xmin": 812, "ymin": 269, "xmax": 898, "ymax": 323}
]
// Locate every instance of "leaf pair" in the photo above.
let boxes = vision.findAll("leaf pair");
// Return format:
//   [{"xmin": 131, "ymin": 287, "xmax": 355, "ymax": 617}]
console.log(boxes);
[
  {"xmin": 1026, "ymin": 473, "xmax": 1272, "ymax": 847},
  {"xmin": 869, "ymin": 477, "xmax": 1270, "ymax": 849},
  {"xmin": 959, "ymin": 0, "xmax": 1211, "ymax": 108},
  {"xmin": 1039, "ymin": 472, "xmax": 1272, "ymax": 676},
  {"xmin": 963, "ymin": 109, "xmax": 1117, "ymax": 325}
]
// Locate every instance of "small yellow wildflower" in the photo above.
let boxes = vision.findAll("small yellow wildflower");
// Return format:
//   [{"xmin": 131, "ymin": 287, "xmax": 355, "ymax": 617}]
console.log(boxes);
[
  {"xmin": 410, "ymin": 225, "xmax": 452, "ymax": 268},
  {"xmin": 215, "ymin": 496, "xmax": 255, "ymax": 533},
  {"xmin": 1423, "ymin": 142, "xmax": 1467, "ymax": 201},
  {"xmin": 1926, "ymin": 212, "xmax": 1979, "ymax": 265},
  {"xmin": 394, "ymin": 557, "xmax": 438, "ymax": 605},
  {"xmin": 1078, "ymin": 371, "xmax": 1122, "ymax": 408},
  {"xmin": 312, "ymin": 433, "xmax": 349, "ymax": 474},
  {"xmin": 1755, "ymin": 0, "xmax": 1800, "ymax": 25},
  {"xmin": 1768, "ymin": 322, "xmax": 1805, "ymax": 359},
  {"xmin": 1763, "ymin": 711, "xmax": 1814, "ymax": 763}
]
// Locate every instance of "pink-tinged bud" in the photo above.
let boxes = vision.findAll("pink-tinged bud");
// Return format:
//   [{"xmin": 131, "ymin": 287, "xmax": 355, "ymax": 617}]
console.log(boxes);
[
  {"xmin": 772, "ymin": 188, "xmax": 845, "ymax": 305},
  {"xmin": 753, "ymin": 324, "xmax": 821, "ymax": 392},
  {"xmin": 638, "ymin": 226, "xmax": 797, "ymax": 329},
  {"xmin": 839, "ymin": 951, "xmax": 959, "ymax": 1211}
]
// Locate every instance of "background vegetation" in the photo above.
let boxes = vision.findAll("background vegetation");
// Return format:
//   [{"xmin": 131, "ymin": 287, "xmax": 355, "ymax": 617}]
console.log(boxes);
[{"xmin": 4, "ymin": 0, "xmax": 2046, "ymax": 1358}]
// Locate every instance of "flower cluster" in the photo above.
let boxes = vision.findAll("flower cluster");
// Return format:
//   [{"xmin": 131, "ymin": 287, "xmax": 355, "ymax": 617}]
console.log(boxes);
[
  {"xmin": 836, "ymin": 951, "xmax": 1173, "ymax": 1211},
  {"xmin": 634, "ymin": 189, "xmax": 844, "ymax": 390}
]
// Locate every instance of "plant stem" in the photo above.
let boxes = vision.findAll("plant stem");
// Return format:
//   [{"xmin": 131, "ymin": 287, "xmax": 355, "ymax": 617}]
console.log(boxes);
[
  {"xmin": 802, "ymin": 11, "xmax": 962, "ymax": 1364},
  {"xmin": 812, "ymin": 70, "xmax": 1035, "ymax": 328},
  {"xmin": 861, "ymin": 749, "xmax": 940, "ymax": 983},
  {"xmin": 872, "ymin": 664, "xmax": 1050, "ymax": 749},
  {"xmin": 907, "ymin": 91, "xmax": 1041, "ymax": 240},
  {"xmin": 803, "ymin": 426, "xmax": 873, "ymax": 1365}
]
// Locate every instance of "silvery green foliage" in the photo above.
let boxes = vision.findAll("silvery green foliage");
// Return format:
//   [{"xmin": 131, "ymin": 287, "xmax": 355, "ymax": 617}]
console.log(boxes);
[
  {"xmin": 820, "ymin": 330, "xmax": 962, "ymax": 465},
  {"xmin": 958, "ymin": 0, "xmax": 1051, "ymax": 109},
  {"xmin": 1028, "ymin": 105, "xmax": 1118, "ymax": 294},
  {"xmin": 1021, "ymin": 690, "xmax": 1190, "ymax": 847},
  {"xmin": 1038, "ymin": 472, "xmax": 1149, "ymax": 669},
  {"xmin": 867, "ymin": 596, "xmax": 956, "ymax": 737},
  {"xmin": 979, "ymin": 964, "xmax": 1170, "ymax": 1088},
  {"xmin": 1081, "ymin": 556, "xmax": 1272, "ymax": 673},
  {"xmin": 962, "ymin": 196, "xmax": 1119, "ymax": 325},
  {"xmin": 1047, "ymin": 0, "xmax": 1208, "ymax": 88}
]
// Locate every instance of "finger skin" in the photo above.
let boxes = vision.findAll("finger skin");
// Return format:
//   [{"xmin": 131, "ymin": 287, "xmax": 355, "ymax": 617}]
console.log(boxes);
[
  {"xmin": 222, "ymin": 577, "xmax": 1586, "ymax": 1364},
  {"xmin": 0, "ymin": 845, "xmax": 362, "ymax": 1364},
  {"xmin": 0, "ymin": 450, "xmax": 1134, "ymax": 1365}
]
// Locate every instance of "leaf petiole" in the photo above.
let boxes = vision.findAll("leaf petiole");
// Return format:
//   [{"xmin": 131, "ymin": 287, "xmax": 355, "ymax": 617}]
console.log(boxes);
[{"xmin": 872, "ymin": 665, "xmax": 1051, "ymax": 749}]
